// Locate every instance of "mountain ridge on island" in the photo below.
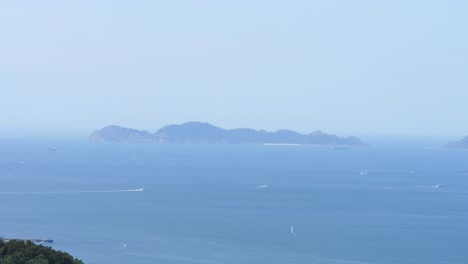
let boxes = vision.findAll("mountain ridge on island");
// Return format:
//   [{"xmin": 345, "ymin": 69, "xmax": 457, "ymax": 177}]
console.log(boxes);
[{"xmin": 89, "ymin": 122, "xmax": 366, "ymax": 146}]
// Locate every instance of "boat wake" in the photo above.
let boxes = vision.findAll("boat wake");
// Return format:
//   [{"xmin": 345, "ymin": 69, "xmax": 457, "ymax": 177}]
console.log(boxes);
[
  {"xmin": 416, "ymin": 184, "xmax": 445, "ymax": 188},
  {"xmin": 0, "ymin": 188, "xmax": 146, "ymax": 195},
  {"xmin": 383, "ymin": 184, "xmax": 446, "ymax": 190},
  {"xmin": 89, "ymin": 187, "xmax": 146, "ymax": 193}
]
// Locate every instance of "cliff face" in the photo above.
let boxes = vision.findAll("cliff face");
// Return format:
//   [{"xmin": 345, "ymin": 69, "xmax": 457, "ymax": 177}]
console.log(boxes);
[
  {"xmin": 444, "ymin": 136, "xmax": 468, "ymax": 149},
  {"xmin": 89, "ymin": 122, "xmax": 367, "ymax": 146}
]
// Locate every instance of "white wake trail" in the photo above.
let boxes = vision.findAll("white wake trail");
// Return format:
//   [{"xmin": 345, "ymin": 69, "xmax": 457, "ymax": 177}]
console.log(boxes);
[{"xmin": 0, "ymin": 188, "xmax": 146, "ymax": 195}]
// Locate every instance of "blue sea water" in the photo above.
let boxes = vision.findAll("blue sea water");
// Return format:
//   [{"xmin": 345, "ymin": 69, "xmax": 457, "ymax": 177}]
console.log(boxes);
[{"xmin": 1, "ymin": 139, "xmax": 468, "ymax": 264}]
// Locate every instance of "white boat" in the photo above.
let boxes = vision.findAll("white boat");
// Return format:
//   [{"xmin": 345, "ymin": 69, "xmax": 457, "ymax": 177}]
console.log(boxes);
[{"xmin": 290, "ymin": 225, "xmax": 295, "ymax": 235}]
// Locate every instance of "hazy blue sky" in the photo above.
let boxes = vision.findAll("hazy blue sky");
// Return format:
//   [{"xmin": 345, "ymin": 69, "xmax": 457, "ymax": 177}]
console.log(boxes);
[{"xmin": 1, "ymin": 1, "xmax": 467, "ymax": 137}]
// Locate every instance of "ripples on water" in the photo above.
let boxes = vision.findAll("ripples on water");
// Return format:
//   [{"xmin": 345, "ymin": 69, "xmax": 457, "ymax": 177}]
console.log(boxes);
[{"xmin": 1, "ymin": 140, "xmax": 467, "ymax": 264}]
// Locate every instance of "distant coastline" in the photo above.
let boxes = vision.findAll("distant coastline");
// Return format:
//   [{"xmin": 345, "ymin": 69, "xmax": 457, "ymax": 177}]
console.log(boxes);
[
  {"xmin": 89, "ymin": 121, "xmax": 366, "ymax": 146},
  {"xmin": 444, "ymin": 135, "xmax": 468, "ymax": 149}
]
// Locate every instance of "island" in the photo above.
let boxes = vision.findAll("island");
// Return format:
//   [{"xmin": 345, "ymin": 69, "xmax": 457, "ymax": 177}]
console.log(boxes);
[
  {"xmin": 444, "ymin": 135, "xmax": 468, "ymax": 149},
  {"xmin": 89, "ymin": 122, "xmax": 366, "ymax": 146}
]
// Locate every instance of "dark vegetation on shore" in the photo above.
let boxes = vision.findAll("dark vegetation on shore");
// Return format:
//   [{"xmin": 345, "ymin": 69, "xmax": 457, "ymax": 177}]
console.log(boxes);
[{"xmin": 0, "ymin": 239, "xmax": 83, "ymax": 264}]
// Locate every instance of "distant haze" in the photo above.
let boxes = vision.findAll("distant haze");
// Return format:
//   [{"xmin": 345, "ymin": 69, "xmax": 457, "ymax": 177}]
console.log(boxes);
[{"xmin": 1, "ymin": 1, "xmax": 467, "ymax": 138}]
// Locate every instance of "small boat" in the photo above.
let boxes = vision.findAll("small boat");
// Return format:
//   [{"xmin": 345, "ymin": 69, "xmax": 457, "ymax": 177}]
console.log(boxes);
[
  {"xmin": 290, "ymin": 225, "xmax": 296, "ymax": 235},
  {"xmin": 45, "ymin": 147, "xmax": 57, "ymax": 152},
  {"xmin": 32, "ymin": 239, "xmax": 53, "ymax": 244}
]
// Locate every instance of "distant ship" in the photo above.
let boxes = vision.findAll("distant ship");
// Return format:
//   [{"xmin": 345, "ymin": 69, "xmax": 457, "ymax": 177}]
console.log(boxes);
[
  {"xmin": 135, "ymin": 187, "xmax": 145, "ymax": 191},
  {"xmin": 45, "ymin": 147, "xmax": 57, "ymax": 152},
  {"xmin": 290, "ymin": 225, "xmax": 296, "ymax": 235}
]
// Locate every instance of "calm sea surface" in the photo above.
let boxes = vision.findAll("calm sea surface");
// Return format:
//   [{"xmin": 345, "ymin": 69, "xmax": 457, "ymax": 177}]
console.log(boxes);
[{"xmin": 1, "ymin": 139, "xmax": 467, "ymax": 264}]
